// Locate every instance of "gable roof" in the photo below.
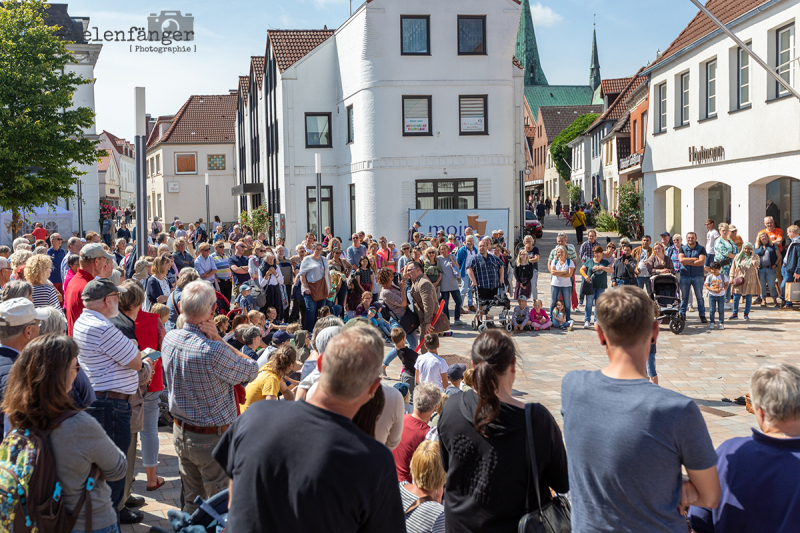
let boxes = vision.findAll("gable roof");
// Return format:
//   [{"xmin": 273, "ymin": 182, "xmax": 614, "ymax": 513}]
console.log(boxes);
[
  {"xmin": 652, "ymin": 0, "xmax": 769, "ymax": 67},
  {"xmin": 524, "ymin": 85, "xmax": 594, "ymax": 119},
  {"xmin": 267, "ymin": 30, "xmax": 336, "ymax": 73},
  {"xmin": 238, "ymin": 76, "xmax": 250, "ymax": 106},
  {"xmin": 97, "ymin": 152, "xmax": 110, "ymax": 172},
  {"xmin": 148, "ymin": 95, "xmax": 236, "ymax": 148},
  {"xmin": 586, "ymin": 73, "xmax": 646, "ymax": 132},
  {"xmin": 251, "ymin": 56, "xmax": 265, "ymax": 90},
  {"xmin": 39, "ymin": 3, "xmax": 87, "ymax": 44},
  {"xmin": 600, "ymin": 77, "xmax": 632, "ymax": 97},
  {"xmin": 539, "ymin": 105, "xmax": 603, "ymax": 143}
]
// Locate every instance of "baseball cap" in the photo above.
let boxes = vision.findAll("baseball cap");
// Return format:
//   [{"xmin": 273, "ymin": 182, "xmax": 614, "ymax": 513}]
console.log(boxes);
[
  {"xmin": 80, "ymin": 243, "xmax": 114, "ymax": 261},
  {"xmin": 82, "ymin": 279, "xmax": 127, "ymax": 302},
  {"xmin": 729, "ymin": 225, "xmax": 738, "ymax": 232},
  {"xmin": 447, "ymin": 363, "xmax": 466, "ymax": 380},
  {"xmin": 240, "ymin": 283, "xmax": 252, "ymax": 291},
  {"xmin": 660, "ymin": 231, "xmax": 670, "ymax": 237},
  {"xmin": 0, "ymin": 297, "xmax": 48, "ymax": 327},
  {"xmin": 393, "ymin": 382, "xmax": 409, "ymax": 397},
  {"xmin": 272, "ymin": 330, "xmax": 293, "ymax": 345},
  {"xmin": 517, "ymin": 295, "xmax": 528, "ymax": 301}
]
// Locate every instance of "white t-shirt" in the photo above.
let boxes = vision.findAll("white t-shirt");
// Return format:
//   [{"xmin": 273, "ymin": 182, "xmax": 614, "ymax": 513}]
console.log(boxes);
[
  {"xmin": 414, "ymin": 352, "xmax": 449, "ymax": 391},
  {"xmin": 705, "ymin": 273, "xmax": 728, "ymax": 297},
  {"xmin": 707, "ymin": 229, "xmax": 720, "ymax": 251},
  {"xmin": 550, "ymin": 259, "xmax": 575, "ymax": 287}
]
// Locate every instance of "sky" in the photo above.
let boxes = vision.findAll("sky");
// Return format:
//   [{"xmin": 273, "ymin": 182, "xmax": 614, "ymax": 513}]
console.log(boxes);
[{"xmin": 63, "ymin": 0, "xmax": 704, "ymax": 140}]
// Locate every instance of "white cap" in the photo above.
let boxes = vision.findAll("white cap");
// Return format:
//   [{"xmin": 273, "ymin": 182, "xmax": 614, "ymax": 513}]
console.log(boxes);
[{"xmin": 0, "ymin": 298, "xmax": 48, "ymax": 327}]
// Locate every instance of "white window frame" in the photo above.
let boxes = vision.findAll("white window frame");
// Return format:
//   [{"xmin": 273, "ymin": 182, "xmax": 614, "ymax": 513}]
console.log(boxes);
[
  {"xmin": 706, "ymin": 60, "xmax": 717, "ymax": 117},
  {"xmin": 738, "ymin": 46, "xmax": 751, "ymax": 107},
  {"xmin": 658, "ymin": 83, "xmax": 667, "ymax": 132},
  {"xmin": 777, "ymin": 24, "xmax": 795, "ymax": 97},
  {"xmin": 155, "ymin": 154, "xmax": 161, "ymax": 174},
  {"xmin": 174, "ymin": 153, "xmax": 197, "ymax": 175},
  {"xmin": 680, "ymin": 73, "xmax": 690, "ymax": 125}
]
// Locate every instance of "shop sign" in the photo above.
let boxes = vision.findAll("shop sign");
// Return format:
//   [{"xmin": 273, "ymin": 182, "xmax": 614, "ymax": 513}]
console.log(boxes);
[
  {"xmin": 167, "ymin": 181, "xmax": 180, "ymax": 193},
  {"xmin": 689, "ymin": 146, "xmax": 724, "ymax": 165},
  {"xmin": 409, "ymin": 209, "xmax": 508, "ymax": 242}
]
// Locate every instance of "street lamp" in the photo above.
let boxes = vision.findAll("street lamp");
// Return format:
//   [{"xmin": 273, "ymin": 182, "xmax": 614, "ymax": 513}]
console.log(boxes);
[
  {"xmin": 315, "ymin": 153, "xmax": 322, "ymax": 243},
  {"xmin": 205, "ymin": 172, "xmax": 210, "ymax": 239}
]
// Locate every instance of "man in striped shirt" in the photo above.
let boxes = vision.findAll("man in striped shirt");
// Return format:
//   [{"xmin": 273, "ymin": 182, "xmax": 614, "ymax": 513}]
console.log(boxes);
[{"xmin": 74, "ymin": 279, "xmax": 149, "ymax": 519}]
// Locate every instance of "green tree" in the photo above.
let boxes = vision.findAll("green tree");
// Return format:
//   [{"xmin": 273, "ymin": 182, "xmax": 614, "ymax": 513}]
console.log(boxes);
[
  {"xmin": 0, "ymin": 0, "xmax": 103, "ymax": 236},
  {"xmin": 549, "ymin": 113, "xmax": 599, "ymax": 183}
]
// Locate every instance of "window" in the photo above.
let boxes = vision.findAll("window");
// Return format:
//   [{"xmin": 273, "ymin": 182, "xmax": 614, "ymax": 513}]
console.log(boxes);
[
  {"xmin": 680, "ymin": 73, "xmax": 690, "ymax": 125},
  {"xmin": 459, "ymin": 95, "xmax": 487, "ymax": 135},
  {"xmin": 175, "ymin": 153, "xmax": 197, "ymax": 174},
  {"xmin": 208, "ymin": 154, "xmax": 226, "ymax": 170},
  {"xmin": 777, "ymin": 25, "xmax": 795, "ymax": 97},
  {"xmin": 641, "ymin": 112, "xmax": 647, "ymax": 145},
  {"xmin": 415, "ymin": 179, "xmax": 477, "ymax": 210},
  {"xmin": 346, "ymin": 105, "xmax": 354, "ymax": 144},
  {"xmin": 306, "ymin": 186, "xmax": 333, "ymax": 236},
  {"xmin": 632, "ymin": 119, "xmax": 638, "ymax": 151},
  {"xmin": 305, "ymin": 113, "xmax": 332, "ymax": 148},
  {"xmin": 738, "ymin": 46, "xmax": 751, "ymax": 107},
  {"xmin": 401, "ymin": 15, "xmax": 429, "ymax": 55},
  {"xmin": 706, "ymin": 60, "xmax": 717, "ymax": 117},
  {"xmin": 458, "ymin": 16, "xmax": 486, "ymax": 55},
  {"xmin": 349, "ymin": 183, "xmax": 356, "ymax": 235},
  {"xmin": 156, "ymin": 193, "xmax": 162, "ymax": 220},
  {"xmin": 155, "ymin": 154, "xmax": 160, "ymax": 174},
  {"xmin": 658, "ymin": 83, "xmax": 667, "ymax": 132},
  {"xmin": 403, "ymin": 96, "xmax": 432, "ymax": 136}
]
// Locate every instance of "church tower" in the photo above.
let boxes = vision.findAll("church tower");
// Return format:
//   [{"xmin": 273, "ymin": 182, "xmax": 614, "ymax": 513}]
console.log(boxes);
[
  {"xmin": 515, "ymin": 0, "xmax": 548, "ymax": 86},
  {"xmin": 589, "ymin": 25, "xmax": 601, "ymax": 91}
]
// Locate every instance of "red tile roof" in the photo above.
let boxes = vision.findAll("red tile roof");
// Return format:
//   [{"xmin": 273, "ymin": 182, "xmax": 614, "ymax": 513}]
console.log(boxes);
[
  {"xmin": 586, "ymin": 72, "xmax": 647, "ymax": 132},
  {"xmin": 251, "ymin": 56, "xmax": 265, "ymax": 90},
  {"xmin": 512, "ymin": 56, "xmax": 524, "ymax": 70},
  {"xmin": 239, "ymin": 76, "xmax": 249, "ymax": 103},
  {"xmin": 97, "ymin": 152, "xmax": 110, "ymax": 171},
  {"xmin": 652, "ymin": 0, "xmax": 769, "ymax": 67},
  {"xmin": 601, "ymin": 78, "xmax": 632, "ymax": 96},
  {"xmin": 100, "ymin": 130, "xmax": 134, "ymax": 157},
  {"xmin": 267, "ymin": 30, "xmax": 335, "ymax": 72},
  {"xmin": 148, "ymin": 95, "xmax": 236, "ymax": 148},
  {"xmin": 145, "ymin": 115, "xmax": 175, "ymax": 148}
]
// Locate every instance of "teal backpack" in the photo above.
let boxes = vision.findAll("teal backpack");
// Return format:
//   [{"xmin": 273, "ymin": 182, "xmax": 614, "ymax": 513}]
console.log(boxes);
[{"xmin": 0, "ymin": 412, "xmax": 97, "ymax": 533}]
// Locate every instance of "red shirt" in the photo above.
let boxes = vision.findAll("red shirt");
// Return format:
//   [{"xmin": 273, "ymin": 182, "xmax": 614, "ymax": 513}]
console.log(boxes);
[
  {"xmin": 392, "ymin": 414, "xmax": 431, "ymax": 483},
  {"xmin": 66, "ymin": 269, "xmax": 94, "ymax": 335},
  {"xmin": 32, "ymin": 227, "xmax": 48, "ymax": 241},
  {"xmin": 135, "ymin": 310, "xmax": 164, "ymax": 392},
  {"xmin": 378, "ymin": 248, "xmax": 394, "ymax": 272}
]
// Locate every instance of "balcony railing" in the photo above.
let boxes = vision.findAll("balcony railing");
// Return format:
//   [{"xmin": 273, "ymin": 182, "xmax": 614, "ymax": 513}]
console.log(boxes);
[{"xmin": 619, "ymin": 152, "xmax": 642, "ymax": 171}]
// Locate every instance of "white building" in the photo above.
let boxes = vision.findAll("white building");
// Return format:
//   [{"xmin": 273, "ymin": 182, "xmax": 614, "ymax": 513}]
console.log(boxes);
[
  {"xmin": 97, "ymin": 131, "xmax": 136, "ymax": 208},
  {"xmin": 642, "ymin": 0, "xmax": 800, "ymax": 244},
  {"xmin": 235, "ymin": 0, "xmax": 527, "ymax": 246}
]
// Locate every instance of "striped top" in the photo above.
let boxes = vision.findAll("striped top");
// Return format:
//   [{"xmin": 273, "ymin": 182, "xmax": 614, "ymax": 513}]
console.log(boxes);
[
  {"xmin": 31, "ymin": 283, "xmax": 60, "ymax": 310},
  {"xmin": 399, "ymin": 482, "xmax": 446, "ymax": 533},
  {"xmin": 73, "ymin": 309, "xmax": 139, "ymax": 394},
  {"xmin": 211, "ymin": 252, "xmax": 231, "ymax": 280}
]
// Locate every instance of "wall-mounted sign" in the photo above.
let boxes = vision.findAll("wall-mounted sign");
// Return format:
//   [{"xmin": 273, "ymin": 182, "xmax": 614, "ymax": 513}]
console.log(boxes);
[
  {"xmin": 409, "ymin": 209, "xmax": 509, "ymax": 242},
  {"xmin": 460, "ymin": 117, "xmax": 485, "ymax": 133},
  {"xmin": 404, "ymin": 118, "xmax": 429, "ymax": 134},
  {"xmin": 689, "ymin": 146, "xmax": 724, "ymax": 165},
  {"xmin": 167, "ymin": 181, "xmax": 180, "ymax": 193}
]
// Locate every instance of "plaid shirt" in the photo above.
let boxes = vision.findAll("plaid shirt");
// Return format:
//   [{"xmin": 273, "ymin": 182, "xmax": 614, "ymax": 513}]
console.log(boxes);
[
  {"xmin": 465, "ymin": 252, "xmax": 504, "ymax": 289},
  {"xmin": 162, "ymin": 323, "xmax": 258, "ymax": 426}
]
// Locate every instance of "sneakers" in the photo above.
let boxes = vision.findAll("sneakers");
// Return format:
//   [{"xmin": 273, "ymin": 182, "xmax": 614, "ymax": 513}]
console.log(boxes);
[
  {"xmin": 567, "ymin": 323, "xmax": 573, "ymax": 331},
  {"xmin": 700, "ymin": 315, "xmax": 709, "ymax": 323},
  {"xmin": 724, "ymin": 303, "xmax": 732, "ymax": 310},
  {"xmin": 729, "ymin": 314, "xmax": 739, "ymax": 320},
  {"xmin": 744, "ymin": 315, "xmax": 750, "ymax": 321},
  {"xmin": 718, "ymin": 323, "xmax": 725, "ymax": 330},
  {"xmin": 584, "ymin": 321, "xmax": 590, "ymax": 329},
  {"xmin": 453, "ymin": 320, "xmax": 467, "ymax": 327},
  {"xmin": 708, "ymin": 322, "xmax": 715, "ymax": 330}
]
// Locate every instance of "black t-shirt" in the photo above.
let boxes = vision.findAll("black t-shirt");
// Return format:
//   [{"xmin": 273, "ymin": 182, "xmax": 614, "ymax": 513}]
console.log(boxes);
[
  {"xmin": 437, "ymin": 390, "xmax": 568, "ymax": 533},
  {"xmin": 396, "ymin": 347, "xmax": 418, "ymax": 375},
  {"xmin": 213, "ymin": 400, "xmax": 405, "ymax": 533}
]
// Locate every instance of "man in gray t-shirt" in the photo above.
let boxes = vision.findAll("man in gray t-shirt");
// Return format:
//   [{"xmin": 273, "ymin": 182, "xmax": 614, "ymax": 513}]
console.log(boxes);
[{"xmin": 561, "ymin": 286, "xmax": 720, "ymax": 532}]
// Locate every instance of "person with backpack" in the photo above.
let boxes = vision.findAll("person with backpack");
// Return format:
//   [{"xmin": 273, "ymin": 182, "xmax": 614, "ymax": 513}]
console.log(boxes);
[{"xmin": 1, "ymin": 335, "xmax": 127, "ymax": 533}]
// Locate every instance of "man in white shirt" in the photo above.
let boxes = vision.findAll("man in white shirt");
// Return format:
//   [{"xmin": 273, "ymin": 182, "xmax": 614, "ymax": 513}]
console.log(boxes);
[
  {"xmin": 705, "ymin": 219, "xmax": 720, "ymax": 267},
  {"xmin": 74, "ymin": 279, "xmax": 148, "ymax": 519},
  {"xmin": 194, "ymin": 242, "xmax": 217, "ymax": 283}
]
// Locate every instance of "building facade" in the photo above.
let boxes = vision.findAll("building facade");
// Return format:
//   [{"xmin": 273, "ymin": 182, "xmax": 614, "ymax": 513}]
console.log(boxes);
[
  {"xmin": 97, "ymin": 131, "xmax": 136, "ymax": 208},
  {"xmin": 236, "ymin": 0, "xmax": 527, "ymax": 245},
  {"xmin": 642, "ymin": 0, "xmax": 800, "ymax": 244}
]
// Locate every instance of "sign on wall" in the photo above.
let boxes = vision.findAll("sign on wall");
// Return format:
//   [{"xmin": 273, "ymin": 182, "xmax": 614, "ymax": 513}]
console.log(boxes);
[
  {"xmin": 404, "ymin": 118, "xmax": 429, "ymax": 134},
  {"xmin": 460, "ymin": 117, "xmax": 485, "ymax": 132},
  {"xmin": 688, "ymin": 146, "xmax": 724, "ymax": 165},
  {"xmin": 167, "ymin": 181, "xmax": 180, "ymax": 193},
  {"xmin": 409, "ymin": 209, "xmax": 508, "ymax": 242}
]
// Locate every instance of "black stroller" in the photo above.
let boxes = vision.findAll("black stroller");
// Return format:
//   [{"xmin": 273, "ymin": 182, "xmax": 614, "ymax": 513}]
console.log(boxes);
[
  {"xmin": 471, "ymin": 286, "xmax": 513, "ymax": 332},
  {"xmin": 651, "ymin": 273, "xmax": 685, "ymax": 334}
]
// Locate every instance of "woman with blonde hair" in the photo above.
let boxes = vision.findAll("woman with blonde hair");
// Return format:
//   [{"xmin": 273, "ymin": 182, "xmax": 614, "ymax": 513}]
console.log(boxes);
[
  {"xmin": 241, "ymin": 345, "xmax": 297, "ymax": 411},
  {"xmin": 145, "ymin": 254, "xmax": 172, "ymax": 311},
  {"xmin": 24, "ymin": 254, "xmax": 61, "ymax": 309},
  {"xmin": 514, "ymin": 249, "xmax": 534, "ymax": 299},
  {"xmin": 9, "ymin": 250, "xmax": 32, "ymax": 279},
  {"xmin": 730, "ymin": 242, "xmax": 760, "ymax": 320},
  {"xmin": 399, "ymin": 440, "xmax": 447, "ymax": 531}
]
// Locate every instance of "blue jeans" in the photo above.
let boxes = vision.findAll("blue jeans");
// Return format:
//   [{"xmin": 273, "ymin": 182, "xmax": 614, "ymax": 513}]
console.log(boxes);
[
  {"xmin": 636, "ymin": 276, "xmax": 651, "ymax": 295},
  {"xmin": 376, "ymin": 319, "xmax": 392, "ymax": 338},
  {"xmin": 550, "ymin": 285, "xmax": 572, "ymax": 322},
  {"xmin": 441, "ymin": 290, "xmax": 462, "ymax": 321},
  {"xmin": 584, "ymin": 288, "xmax": 605, "ymax": 323},
  {"xmin": 103, "ymin": 233, "xmax": 112, "ymax": 247},
  {"xmin": 327, "ymin": 303, "xmax": 343, "ymax": 317},
  {"xmin": 460, "ymin": 276, "xmax": 473, "ymax": 307},
  {"xmin": 336, "ymin": 282, "xmax": 348, "ymax": 310},
  {"xmin": 387, "ymin": 318, "xmax": 418, "ymax": 351},
  {"xmin": 303, "ymin": 295, "xmax": 324, "ymax": 332},
  {"xmin": 679, "ymin": 275, "xmax": 706, "ymax": 316},
  {"xmin": 780, "ymin": 264, "xmax": 794, "ymax": 305},
  {"xmin": 709, "ymin": 295, "xmax": 725, "ymax": 323},
  {"xmin": 705, "ymin": 253, "xmax": 716, "ymax": 267},
  {"xmin": 554, "ymin": 319, "xmax": 574, "ymax": 330},
  {"xmin": 85, "ymin": 397, "xmax": 131, "ymax": 513},
  {"xmin": 758, "ymin": 268, "xmax": 777, "ymax": 298},
  {"xmin": 732, "ymin": 294, "xmax": 752, "ymax": 316}
]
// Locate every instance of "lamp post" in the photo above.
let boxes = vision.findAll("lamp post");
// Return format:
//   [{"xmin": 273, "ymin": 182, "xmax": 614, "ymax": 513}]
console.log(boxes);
[
  {"xmin": 315, "ymin": 153, "xmax": 322, "ymax": 243},
  {"xmin": 134, "ymin": 87, "xmax": 147, "ymax": 257},
  {"xmin": 205, "ymin": 172, "xmax": 210, "ymax": 240}
]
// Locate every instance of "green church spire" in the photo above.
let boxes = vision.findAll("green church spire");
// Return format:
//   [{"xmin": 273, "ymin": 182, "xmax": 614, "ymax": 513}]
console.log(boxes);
[
  {"xmin": 515, "ymin": 0, "xmax": 548, "ymax": 86},
  {"xmin": 589, "ymin": 25, "xmax": 601, "ymax": 91}
]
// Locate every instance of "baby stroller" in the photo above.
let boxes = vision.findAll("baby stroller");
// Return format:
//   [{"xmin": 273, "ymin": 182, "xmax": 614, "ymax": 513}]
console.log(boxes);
[
  {"xmin": 471, "ymin": 286, "xmax": 513, "ymax": 333},
  {"xmin": 651, "ymin": 273, "xmax": 685, "ymax": 334},
  {"xmin": 151, "ymin": 489, "xmax": 228, "ymax": 533},
  {"xmin": 214, "ymin": 291, "xmax": 231, "ymax": 317}
]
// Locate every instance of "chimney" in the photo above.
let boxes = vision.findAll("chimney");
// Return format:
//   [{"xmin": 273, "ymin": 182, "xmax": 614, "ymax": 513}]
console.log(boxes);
[{"xmin": 229, "ymin": 89, "xmax": 238, "ymax": 96}]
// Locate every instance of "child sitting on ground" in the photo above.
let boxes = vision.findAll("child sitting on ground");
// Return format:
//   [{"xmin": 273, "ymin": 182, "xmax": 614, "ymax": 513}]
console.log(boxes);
[
  {"xmin": 367, "ymin": 307, "xmax": 392, "ymax": 339},
  {"xmin": 512, "ymin": 296, "xmax": 531, "ymax": 332},
  {"xmin": 214, "ymin": 314, "xmax": 230, "ymax": 338},
  {"xmin": 460, "ymin": 368, "xmax": 475, "ymax": 392},
  {"xmin": 236, "ymin": 283, "xmax": 254, "ymax": 313},
  {"xmin": 551, "ymin": 299, "xmax": 574, "ymax": 331},
  {"xmin": 529, "ymin": 299, "xmax": 552, "ymax": 330}
]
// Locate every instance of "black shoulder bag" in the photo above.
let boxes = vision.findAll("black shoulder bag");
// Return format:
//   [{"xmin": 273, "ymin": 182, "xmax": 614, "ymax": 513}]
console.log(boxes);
[{"xmin": 518, "ymin": 403, "xmax": 571, "ymax": 533}]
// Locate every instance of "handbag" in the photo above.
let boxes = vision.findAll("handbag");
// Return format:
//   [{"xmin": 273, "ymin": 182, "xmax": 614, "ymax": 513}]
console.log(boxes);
[
  {"xmin": 399, "ymin": 308, "xmax": 421, "ymax": 334},
  {"xmin": 518, "ymin": 403, "xmax": 571, "ymax": 533},
  {"xmin": 732, "ymin": 276, "xmax": 745, "ymax": 287},
  {"xmin": 250, "ymin": 286, "xmax": 267, "ymax": 308},
  {"xmin": 580, "ymin": 275, "xmax": 594, "ymax": 297},
  {"xmin": 308, "ymin": 277, "xmax": 329, "ymax": 301}
]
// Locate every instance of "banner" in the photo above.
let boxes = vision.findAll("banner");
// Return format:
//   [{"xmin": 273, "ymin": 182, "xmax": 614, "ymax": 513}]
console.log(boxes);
[{"xmin": 409, "ymin": 209, "xmax": 508, "ymax": 242}]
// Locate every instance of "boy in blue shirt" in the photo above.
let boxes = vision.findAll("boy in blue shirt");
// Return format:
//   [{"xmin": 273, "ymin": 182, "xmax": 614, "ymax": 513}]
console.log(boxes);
[{"xmin": 236, "ymin": 283, "xmax": 254, "ymax": 313}]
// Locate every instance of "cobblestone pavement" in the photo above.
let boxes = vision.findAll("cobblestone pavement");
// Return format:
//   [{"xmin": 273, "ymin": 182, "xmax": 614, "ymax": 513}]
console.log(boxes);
[{"xmin": 122, "ymin": 214, "xmax": 799, "ymax": 531}]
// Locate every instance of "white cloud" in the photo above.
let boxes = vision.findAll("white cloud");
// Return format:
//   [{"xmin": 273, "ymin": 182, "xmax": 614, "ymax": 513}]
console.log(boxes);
[{"xmin": 530, "ymin": 2, "xmax": 563, "ymax": 28}]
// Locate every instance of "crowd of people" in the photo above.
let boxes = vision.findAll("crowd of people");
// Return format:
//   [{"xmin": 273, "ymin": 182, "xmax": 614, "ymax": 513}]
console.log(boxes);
[{"xmin": 0, "ymin": 208, "xmax": 798, "ymax": 533}]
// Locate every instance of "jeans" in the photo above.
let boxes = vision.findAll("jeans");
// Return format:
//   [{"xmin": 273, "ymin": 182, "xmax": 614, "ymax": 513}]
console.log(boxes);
[
  {"xmin": 329, "ymin": 303, "xmax": 343, "ymax": 317},
  {"xmin": 401, "ymin": 371, "xmax": 416, "ymax": 401},
  {"xmin": 303, "ymin": 295, "xmax": 325, "ymax": 332},
  {"xmin": 441, "ymin": 290, "xmax": 462, "ymax": 321},
  {"xmin": 71, "ymin": 524, "xmax": 121, "ymax": 533},
  {"xmin": 173, "ymin": 423, "xmax": 229, "ymax": 515},
  {"xmin": 387, "ymin": 318, "xmax": 418, "ymax": 350},
  {"xmin": 679, "ymin": 275, "xmax": 706, "ymax": 316},
  {"xmin": 383, "ymin": 348, "xmax": 398, "ymax": 366},
  {"xmin": 636, "ymin": 276, "xmax": 652, "ymax": 295},
  {"xmin": 460, "ymin": 276, "xmax": 474, "ymax": 307},
  {"xmin": 376, "ymin": 319, "xmax": 392, "ymax": 338},
  {"xmin": 647, "ymin": 344, "xmax": 657, "ymax": 378},
  {"xmin": 584, "ymin": 288, "xmax": 605, "ymax": 323},
  {"xmin": 758, "ymin": 268, "xmax": 777, "ymax": 298},
  {"xmin": 141, "ymin": 391, "xmax": 161, "ymax": 468},
  {"xmin": 709, "ymin": 295, "xmax": 725, "ymax": 323},
  {"xmin": 780, "ymin": 264, "xmax": 794, "ymax": 305},
  {"xmin": 336, "ymin": 282, "xmax": 348, "ymax": 310},
  {"xmin": 103, "ymin": 234, "xmax": 111, "ymax": 247},
  {"xmin": 732, "ymin": 294, "xmax": 752, "ymax": 316},
  {"xmin": 705, "ymin": 253, "xmax": 716, "ymax": 267},
  {"xmin": 554, "ymin": 319, "xmax": 574, "ymax": 330},
  {"xmin": 550, "ymin": 285, "xmax": 572, "ymax": 322},
  {"xmin": 85, "ymin": 397, "xmax": 131, "ymax": 513}
]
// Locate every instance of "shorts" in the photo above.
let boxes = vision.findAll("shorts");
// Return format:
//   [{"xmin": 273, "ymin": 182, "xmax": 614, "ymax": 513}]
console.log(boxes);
[{"xmin": 477, "ymin": 287, "xmax": 497, "ymax": 301}]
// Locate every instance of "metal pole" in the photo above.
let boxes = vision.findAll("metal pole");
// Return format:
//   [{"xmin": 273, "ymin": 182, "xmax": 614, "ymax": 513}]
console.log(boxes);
[
  {"xmin": 519, "ymin": 170, "xmax": 525, "ymax": 240},
  {"xmin": 315, "ymin": 153, "xmax": 322, "ymax": 243},
  {"xmin": 77, "ymin": 180, "xmax": 84, "ymax": 236},
  {"xmin": 688, "ymin": 0, "xmax": 800, "ymax": 100},
  {"xmin": 134, "ymin": 87, "xmax": 148, "ymax": 257},
  {"xmin": 205, "ymin": 173, "xmax": 210, "ymax": 241}
]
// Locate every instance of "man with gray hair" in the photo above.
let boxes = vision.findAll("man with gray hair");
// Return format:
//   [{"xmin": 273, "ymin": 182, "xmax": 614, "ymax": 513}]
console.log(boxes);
[
  {"xmin": 456, "ymin": 234, "xmax": 478, "ymax": 312},
  {"xmin": 66, "ymin": 242, "xmax": 115, "ymax": 334},
  {"xmin": 11, "ymin": 237, "xmax": 29, "ymax": 252},
  {"xmin": 392, "ymin": 381, "xmax": 441, "ymax": 483},
  {"xmin": 214, "ymin": 326, "xmax": 405, "ymax": 533},
  {"xmin": 0, "ymin": 257, "xmax": 11, "ymax": 293},
  {"xmin": 46, "ymin": 233, "xmax": 66, "ymax": 295},
  {"xmin": 689, "ymin": 363, "xmax": 800, "ymax": 532},
  {"xmin": 465, "ymin": 237, "xmax": 505, "ymax": 322},
  {"xmin": 162, "ymin": 280, "xmax": 258, "ymax": 515}
]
